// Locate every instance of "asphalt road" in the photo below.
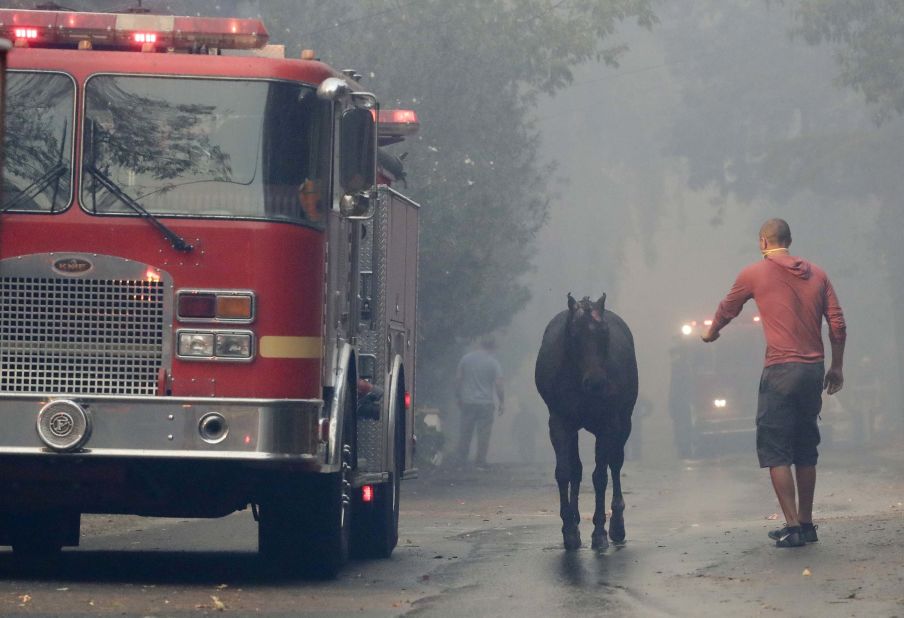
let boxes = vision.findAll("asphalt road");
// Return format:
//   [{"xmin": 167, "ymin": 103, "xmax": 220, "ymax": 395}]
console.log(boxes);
[{"xmin": 0, "ymin": 443, "xmax": 901, "ymax": 617}]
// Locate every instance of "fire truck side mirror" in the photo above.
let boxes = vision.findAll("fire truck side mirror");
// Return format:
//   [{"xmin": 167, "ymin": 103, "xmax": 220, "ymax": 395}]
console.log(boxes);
[{"xmin": 338, "ymin": 107, "xmax": 376, "ymax": 212}]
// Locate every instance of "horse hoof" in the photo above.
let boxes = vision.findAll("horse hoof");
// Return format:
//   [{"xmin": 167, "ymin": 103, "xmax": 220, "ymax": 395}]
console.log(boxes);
[
  {"xmin": 591, "ymin": 531, "xmax": 609, "ymax": 550},
  {"xmin": 562, "ymin": 530, "xmax": 582, "ymax": 551},
  {"xmin": 608, "ymin": 524, "xmax": 625, "ymax": 543}
]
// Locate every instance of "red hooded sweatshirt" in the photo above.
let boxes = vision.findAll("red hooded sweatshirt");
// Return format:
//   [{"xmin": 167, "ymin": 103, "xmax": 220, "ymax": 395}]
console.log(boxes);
[{"xmin": 711, "ymin": 253, "xmax": 846, "ymax": 367}]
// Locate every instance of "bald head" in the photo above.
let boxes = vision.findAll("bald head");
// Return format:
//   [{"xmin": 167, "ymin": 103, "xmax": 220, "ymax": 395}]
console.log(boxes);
[{"xmin": 760, "ymin": 218, "xmax": 792, "ymax": 248}]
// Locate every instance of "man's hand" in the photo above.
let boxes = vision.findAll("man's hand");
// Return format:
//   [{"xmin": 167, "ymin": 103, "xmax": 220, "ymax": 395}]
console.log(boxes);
[
  {"xmin": 701, "ymin": 329, "xmax": 720, "ymax": 343},
  {"xmin": 824, "ymin": 367, "xmax": 844, "ymax": 395}
]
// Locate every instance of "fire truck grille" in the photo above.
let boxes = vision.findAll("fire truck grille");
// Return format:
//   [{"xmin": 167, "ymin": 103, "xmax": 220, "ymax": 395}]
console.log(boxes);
[{"xmin": 1, "ymin": 277, "xmax": 165, "ymax": 396}]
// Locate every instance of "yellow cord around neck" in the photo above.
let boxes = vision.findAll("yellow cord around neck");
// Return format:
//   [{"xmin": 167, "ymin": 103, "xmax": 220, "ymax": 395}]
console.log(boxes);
[{"xmin": 762, "ymin": 247, "xmax": 789, "ymax": 257}]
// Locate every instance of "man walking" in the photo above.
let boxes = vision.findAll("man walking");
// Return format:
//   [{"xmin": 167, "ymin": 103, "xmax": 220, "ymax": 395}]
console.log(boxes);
[
  {"xmin": 454, "ymin": 336, "xmax": 504, "ymax": 469},
  {"xmin": 702, "ymin": 218, "xmax": 846, "ymax": 548}
]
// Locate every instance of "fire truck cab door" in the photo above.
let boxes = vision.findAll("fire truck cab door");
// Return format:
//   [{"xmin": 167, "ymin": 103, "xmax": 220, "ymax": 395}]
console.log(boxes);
[{"xmin": 322, "ymin": 102, "xmax": 366, "ymax": 387}]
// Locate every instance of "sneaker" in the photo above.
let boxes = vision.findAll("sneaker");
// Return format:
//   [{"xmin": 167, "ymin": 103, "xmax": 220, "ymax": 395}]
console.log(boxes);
[
  {"xmin": 800, "ymin": 522, "xmax": 819, "ymax": 543},
  {"xmin": 768, "ymin": 525, "xmax": 805, "ymax": 547}
]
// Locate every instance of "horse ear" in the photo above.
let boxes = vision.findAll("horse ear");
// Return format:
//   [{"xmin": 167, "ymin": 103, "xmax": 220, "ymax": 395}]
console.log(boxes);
[
  {"xmin": 596, "ymin": 293, "xmax": 607, "ymax": 312},
  {"xmin": 567, "ymin": 293, "xmax": 576, "ymax": 312}
]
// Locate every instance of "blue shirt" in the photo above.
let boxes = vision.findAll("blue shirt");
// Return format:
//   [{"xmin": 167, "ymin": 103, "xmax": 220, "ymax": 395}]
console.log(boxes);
[{"xmin": 457, "ymin": 349, "xmax": 502, "ymax": 406}]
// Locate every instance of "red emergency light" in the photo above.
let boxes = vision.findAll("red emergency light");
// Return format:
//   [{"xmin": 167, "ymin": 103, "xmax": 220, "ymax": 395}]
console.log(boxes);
[
  {"xmin": 14, "ymin": 28, "xmax": 38, "ymax": 40},
  {"xmin": 133, "ymin": 32, "xmax": 157, "ymax": 44},
  {"xmin": 362, "ymin": 485, "xmax": 374, "ymax": 503},
  {"xmin": 0, "ymin": 8, "xmax": 268, "ymax": 51},
  {"xmin": 377, "ymin": 109, "xmax": 420, "ymax": 139}
]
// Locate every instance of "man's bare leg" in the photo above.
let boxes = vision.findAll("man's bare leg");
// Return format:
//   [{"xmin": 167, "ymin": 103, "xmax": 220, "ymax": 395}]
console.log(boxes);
[
  {"xmin": 795, "ymin": 465, "xmax": 816, "ymax": 523},
  {"xmin": 769, "ymin": 465, "xmax": 799, "ymax": 527}
]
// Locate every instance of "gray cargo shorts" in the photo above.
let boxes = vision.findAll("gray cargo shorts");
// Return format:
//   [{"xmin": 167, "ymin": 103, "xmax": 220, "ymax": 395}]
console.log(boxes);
[{"xmin": 756, "ymin": 362, "xmax": 824, "ymax": 468}]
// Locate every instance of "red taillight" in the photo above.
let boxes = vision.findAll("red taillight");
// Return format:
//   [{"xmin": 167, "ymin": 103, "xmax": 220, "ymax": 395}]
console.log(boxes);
[
  {"xmin": 404, "ymin": 391, "xmax": 412, "ymax": 410},
  {"xmin": 178, "ymin": 293, "xmax": 217, "ymax": 319},
  {"xmin": 14, "ymin": 27, "xmax": 39, "ymax": 40},
  {"xmin": 362, "ymin": 485, "xmax": 374, "ymax": 503},
  {"xmin": 133, "ymin": 32, "xmax": 157, "ymax": 44}
]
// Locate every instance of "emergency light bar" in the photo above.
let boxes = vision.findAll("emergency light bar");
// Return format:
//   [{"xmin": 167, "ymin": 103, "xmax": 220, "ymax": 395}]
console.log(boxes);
[
  {"xmin": 377, "ymin": 109, "xmax": 420, "ymax": 139},
  {"xmin": 0, "ymin": 8, "xmax": 268, "ymax": 51}
]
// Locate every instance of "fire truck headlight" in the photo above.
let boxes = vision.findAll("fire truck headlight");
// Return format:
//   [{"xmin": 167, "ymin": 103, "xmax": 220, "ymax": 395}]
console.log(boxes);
[
  {"xmin": 713, "ymin": 398, "xmax": 727, "ymax": 409},
  {"xmin": 179, "ymin": 332, "xmax": 215, "ymax": 357},
  {"xmin": 681, "ymin": 324, "xmax": 693, "ymax": 336},
  {"xmin": 215, "ymin": 333, "xmax": 253, "ymax": 359}
]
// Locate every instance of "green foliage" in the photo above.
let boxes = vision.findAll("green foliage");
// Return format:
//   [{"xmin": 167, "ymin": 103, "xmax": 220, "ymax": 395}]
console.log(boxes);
[{"xmin": 793, "ymin": 0, "xmax": 904, "ymax": 124}]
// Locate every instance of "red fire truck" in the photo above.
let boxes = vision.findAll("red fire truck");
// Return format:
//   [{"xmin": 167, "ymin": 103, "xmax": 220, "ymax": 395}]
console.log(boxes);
[{"xmin": 0, "ymin": 7, "xmax": 419, "ymax": 575}]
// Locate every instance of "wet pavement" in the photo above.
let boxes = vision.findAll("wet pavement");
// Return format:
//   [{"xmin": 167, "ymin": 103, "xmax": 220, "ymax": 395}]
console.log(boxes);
[{"xmin": 0, "ymin": 443, "xmax": 901, "ymax": 616}]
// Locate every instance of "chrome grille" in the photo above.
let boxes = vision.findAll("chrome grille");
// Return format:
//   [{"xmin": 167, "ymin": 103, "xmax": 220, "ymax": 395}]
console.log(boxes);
[{"xmin": 1, "ymin": 277, "xmax": 165, "ymax": 395}]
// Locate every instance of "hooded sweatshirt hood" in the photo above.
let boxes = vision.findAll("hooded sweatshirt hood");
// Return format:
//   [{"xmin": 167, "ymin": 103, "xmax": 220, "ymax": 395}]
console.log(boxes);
[{"xmin": 766, "ymin": 252, "xmax": 811, "ymax": 280}]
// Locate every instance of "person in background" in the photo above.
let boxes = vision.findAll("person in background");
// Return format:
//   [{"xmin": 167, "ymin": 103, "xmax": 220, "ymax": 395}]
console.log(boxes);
[
  {"xmin": 454, "ymin": 336, "xmax": 504, "ymax": 469},
  {"xmin": 702, "ymin": 218, "xmax": 846, "ymax": 548}
]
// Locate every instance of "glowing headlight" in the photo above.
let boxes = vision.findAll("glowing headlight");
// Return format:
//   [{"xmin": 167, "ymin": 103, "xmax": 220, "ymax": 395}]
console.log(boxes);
[
  {"xmin": 215, "ymin": 333, "xmax": 253, "ymax": 359},
  {"xmin": 681, "ymin": 324, "xmax": 693, "ymax": 336},
  {"xmin": 179, "ymin": 332, "xmax": 214, "ymax": 357},
  {"xmin": 713, "ymin": 399, "xmax": 727, "ymax": 408}
]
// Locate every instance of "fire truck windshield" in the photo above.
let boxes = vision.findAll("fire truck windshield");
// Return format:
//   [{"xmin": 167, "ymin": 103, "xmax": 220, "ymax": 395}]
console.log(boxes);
[
  {"xmin": 1, "ymin": 72, "xmax": 74, "ymax": 213},
  {"xmin": 81, "ymin": 76, "xmax": 330, "ymax": 226}
]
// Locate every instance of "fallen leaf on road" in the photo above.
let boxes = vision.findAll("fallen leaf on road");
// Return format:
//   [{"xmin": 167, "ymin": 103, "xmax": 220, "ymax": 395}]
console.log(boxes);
[
  {"xmin": 211, "ymin": 595, "xmax": 226, "ymax": 611},
  {"xmin": 419, "ymin": 574, "xmax": 430, "ymax": 582},
  {"xmin": 766, "ymin": 513, "xmax": 779, "ymax": 520},
  {"xmin": 216, "ymin": 584, "xmax": 228, "ymax": 590},
  {"xmin": 802, "ymin": 568, "xmax": 812, "ymax": 577},
  {"xmin": 56, "ymin": 587, "xmax": 69, "ymax": 592},
  {"xmin": 18, "ymin": 594, "xmax": 31, "ymax": 605}
]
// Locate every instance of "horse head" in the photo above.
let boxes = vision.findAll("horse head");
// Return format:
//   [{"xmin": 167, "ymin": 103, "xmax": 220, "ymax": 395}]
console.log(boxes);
[{"xmin": 566, "ymin": 293, "xmax": 610, "ymax": 394}]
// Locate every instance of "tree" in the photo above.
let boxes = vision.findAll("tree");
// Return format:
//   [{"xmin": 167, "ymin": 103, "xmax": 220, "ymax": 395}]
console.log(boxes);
[{"xmin": 793, "ymin": 0, "xmax": 904, "ymax": 124}]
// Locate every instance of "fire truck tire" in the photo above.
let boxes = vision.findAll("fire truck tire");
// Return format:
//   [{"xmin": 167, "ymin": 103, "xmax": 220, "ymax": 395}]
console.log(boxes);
[
  {"xmin": 257, "ymin": 472, "xmax": 349, "ymax": 577},
  {"xmin": 258, "ymin": 385, "xmax": 356, "ymax": 577},
  {"xmin": 3, "ymin": 511, "xmax": 78, "ymax": 555},
  {"xmin": 351, "ymin": 390, "xmax": 403, "ymax": 559}
]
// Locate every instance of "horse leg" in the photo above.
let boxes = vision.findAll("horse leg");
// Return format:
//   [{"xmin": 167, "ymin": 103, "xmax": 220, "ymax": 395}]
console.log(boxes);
[
  {"xmin": 591, "ymin": 434, "xmax": 609, "ymax": 549},
  {"xmin": 549, "ymin": 416, "xmax": 581, "ymax": 550},
  {"xmin": 608, "ymin": 431, "xmax": 628, "ymax": 544}
]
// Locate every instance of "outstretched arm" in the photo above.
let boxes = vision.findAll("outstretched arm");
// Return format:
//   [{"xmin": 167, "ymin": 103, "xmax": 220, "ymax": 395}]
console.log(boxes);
[{"xmin": 703, "ymin": 271, "xmax": 753, "ymax": 343}]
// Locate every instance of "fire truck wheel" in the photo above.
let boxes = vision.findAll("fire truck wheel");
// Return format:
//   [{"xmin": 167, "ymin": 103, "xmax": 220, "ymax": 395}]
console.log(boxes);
[
  {"xmin": 4, "ymin": 511, "xmax": 78, "ymax": 556},
  {"xmin": 351, "ymin": 391, "xmax": 403, "ymax": 559},
  {"xmin": 258, "ymin": 385, "xmax": 355, "ymax": 577},
  {"xmin": 257, "ymin": 472, "xmax": 349, "ymax": 577}
]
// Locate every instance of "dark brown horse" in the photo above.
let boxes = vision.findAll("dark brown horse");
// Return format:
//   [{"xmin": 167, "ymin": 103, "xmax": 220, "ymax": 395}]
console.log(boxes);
[{"xmin": 535, "ymin": 293, "xmax": 638, "ymax": 550}]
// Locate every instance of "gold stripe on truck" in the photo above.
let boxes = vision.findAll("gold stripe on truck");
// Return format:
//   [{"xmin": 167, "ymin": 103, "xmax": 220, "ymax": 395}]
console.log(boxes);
[{"xmin": 259, "ymin": 336, "xmax": 322, "ymax": 359}]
